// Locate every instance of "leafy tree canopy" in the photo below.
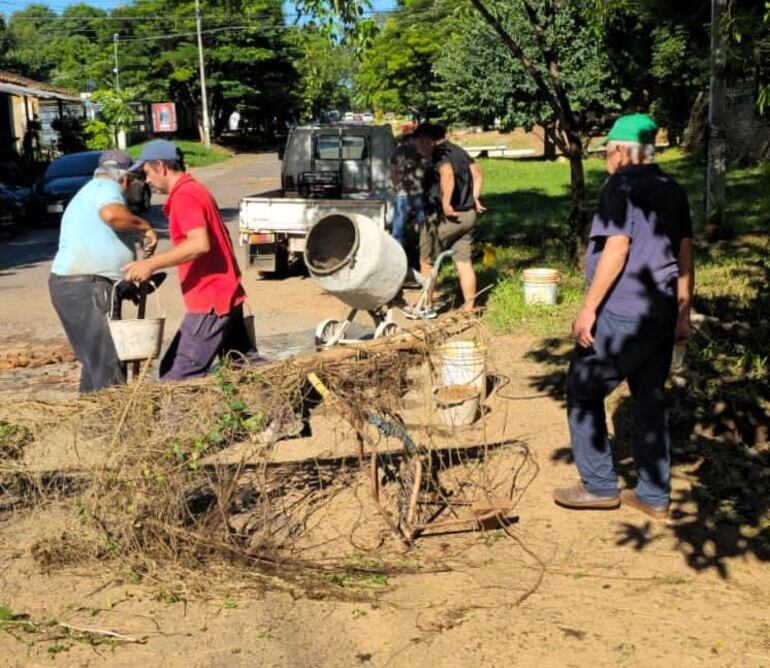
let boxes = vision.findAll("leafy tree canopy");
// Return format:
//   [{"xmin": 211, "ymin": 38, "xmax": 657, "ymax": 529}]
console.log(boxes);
[
  {"xmin": 433, "ymin": 1, "xmax": 625, "ymax": 136},
  {"xmin": 355, "ymin": 0, "xmax": 456, "ymax": 118}
]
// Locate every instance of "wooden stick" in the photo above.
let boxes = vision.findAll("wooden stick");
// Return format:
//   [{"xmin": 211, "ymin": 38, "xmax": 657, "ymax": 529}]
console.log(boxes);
[{"xmin": 57, "ymin": 622, "xmax": 145, "ymax": 644}]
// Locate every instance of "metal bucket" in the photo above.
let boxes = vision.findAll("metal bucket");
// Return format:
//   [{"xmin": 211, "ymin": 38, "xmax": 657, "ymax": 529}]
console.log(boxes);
[
  {"xmin": 243, "ymin": 307, "xmax": 257, "ymax": 349},
  {"xmin": 108, "ymin": 285, "xmax": 165, "ymax": 362},
  {"xmin": 304, "ymin": 213, "xmax": 408, "ymax": 311}
]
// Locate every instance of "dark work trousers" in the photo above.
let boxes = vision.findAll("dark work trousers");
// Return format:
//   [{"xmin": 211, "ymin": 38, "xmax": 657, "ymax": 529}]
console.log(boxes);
[
  {"xmin": 160, "ymin": 304, "xmax": 256, "ymax": 381},
  {"xmin": 48, "ymin": 273, "xmax": 126, "ymax": 393},
  {"xmin": 566, "ymin": 307, "xmax": 676, "ymax": 508}
]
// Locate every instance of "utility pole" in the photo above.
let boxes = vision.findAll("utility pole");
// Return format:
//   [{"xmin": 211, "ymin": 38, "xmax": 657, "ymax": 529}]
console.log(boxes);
[
  {"xmin": 706, "ymin": 0, "xmax": 727, "ymax": 238},
  {"xmin": 195, "ymin": 0, "xmax": 212, "ymax": 149},
  {"xmin": 113, "ymin": 33, "xmax": 120, "ymax": 92}
]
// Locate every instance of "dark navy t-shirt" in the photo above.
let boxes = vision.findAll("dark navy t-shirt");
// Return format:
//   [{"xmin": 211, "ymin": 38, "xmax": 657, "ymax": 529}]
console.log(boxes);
[
  {"xmin": 585, "ymin": 164, "xmax": 692, "ymax": 318},
  {"xmin": 424, "ymin": 141, "xmax": 476, "ymax": 213}
]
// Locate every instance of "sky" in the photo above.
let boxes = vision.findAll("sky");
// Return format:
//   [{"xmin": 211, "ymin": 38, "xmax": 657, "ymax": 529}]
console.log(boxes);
[{"xmin": 0, "ymin": 0, "xmax": 397, "ymax": 13}]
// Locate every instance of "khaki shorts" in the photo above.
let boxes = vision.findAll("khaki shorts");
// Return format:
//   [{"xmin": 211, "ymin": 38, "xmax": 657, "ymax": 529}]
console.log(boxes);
[{"xmin": 419, "ymin": 209, "xmax": 477, "ymax": 263}]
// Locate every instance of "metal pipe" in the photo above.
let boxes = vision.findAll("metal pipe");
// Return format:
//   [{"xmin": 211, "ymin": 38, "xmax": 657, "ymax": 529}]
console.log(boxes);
[{"xmin": 113, "ymin": 33, "xmax": 120, "ymax": 92}]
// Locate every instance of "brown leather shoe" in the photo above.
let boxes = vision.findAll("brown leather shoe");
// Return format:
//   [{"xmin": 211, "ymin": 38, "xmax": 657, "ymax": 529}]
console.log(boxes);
[
  {"xmin": 620, "ymin": 489, "xmax": 669, "ymax": 521},
  {"xmin": 553, "ymin": 482, "xmax": 620, "ymax": 510}
]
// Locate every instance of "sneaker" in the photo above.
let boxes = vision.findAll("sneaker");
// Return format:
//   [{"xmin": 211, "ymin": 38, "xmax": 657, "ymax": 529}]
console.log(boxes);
[
  {"xmin": 553, "ymin": 482, "xmax": 620, "ymax": 510},
  {"xmin": 403, "ymin": 305, "xmax": 437, "ymax": 320}
]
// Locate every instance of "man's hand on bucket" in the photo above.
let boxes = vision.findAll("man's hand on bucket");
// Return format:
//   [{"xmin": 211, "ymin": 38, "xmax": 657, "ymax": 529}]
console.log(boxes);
[{"xmin": 123, "ymin": 258, "xmax": 155, "ymax": 283}]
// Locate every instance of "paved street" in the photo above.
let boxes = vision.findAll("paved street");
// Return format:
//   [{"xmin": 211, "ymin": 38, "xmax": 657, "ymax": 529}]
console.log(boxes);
[{"xmin": 0, "ymin": 152, "xmax": 345, "ymax": 357}]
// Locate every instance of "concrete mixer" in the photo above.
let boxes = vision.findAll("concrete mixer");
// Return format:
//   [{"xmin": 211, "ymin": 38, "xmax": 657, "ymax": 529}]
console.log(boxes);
[{"xmin": 304, "ymin": 212, "xmax": 408, "ymax": 346}]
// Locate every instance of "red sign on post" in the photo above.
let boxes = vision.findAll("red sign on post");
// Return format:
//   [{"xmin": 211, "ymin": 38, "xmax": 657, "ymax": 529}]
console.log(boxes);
[{"xmin": 151, "ymin": 102, "xmax": 177, "ymax": 133}]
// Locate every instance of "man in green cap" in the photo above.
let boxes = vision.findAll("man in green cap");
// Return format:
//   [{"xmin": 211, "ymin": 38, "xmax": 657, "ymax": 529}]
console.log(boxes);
[{"xmin": 553, "ymin": 113, "xmax": 694, "ymax": 521}]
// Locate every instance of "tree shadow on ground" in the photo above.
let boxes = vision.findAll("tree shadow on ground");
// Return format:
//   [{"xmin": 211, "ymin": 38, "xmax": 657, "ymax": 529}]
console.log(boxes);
[{"xmin": 525, "ymin": 236, "xmax": 770, "ymax": 576}]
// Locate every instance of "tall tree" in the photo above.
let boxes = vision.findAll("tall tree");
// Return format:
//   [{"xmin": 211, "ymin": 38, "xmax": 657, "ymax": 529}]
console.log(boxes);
[
  {"xmin": 288, "ymin": 26, "xmax": 357, "ymax": 120},
  {"xmin": 461, "ymin": 0, "xmax": 626, "ymax": 258},
  {"xmin": 3, "ymin": 4, "xmax": 60, "ymax": 80},
  {"xmin": 110, "ymin": 0, "xmax": 298, "ymax": 139},
  {"xmin": 355, "ymin": 0, "xmax": 454, "ymax": 118}
]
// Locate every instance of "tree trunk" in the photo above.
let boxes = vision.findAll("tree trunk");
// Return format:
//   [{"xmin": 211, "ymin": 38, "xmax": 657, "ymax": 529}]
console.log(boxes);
[
  {"xmin": 565, "ymin": 130, "xmax": 589, "ymax": 263},
  {"xmin": 543, "ymin": 122, "xmax": 557, "ymax": 160},
  {"xmin": 706, "ymin": 0, "xmax": 727, "ymax": 240}
]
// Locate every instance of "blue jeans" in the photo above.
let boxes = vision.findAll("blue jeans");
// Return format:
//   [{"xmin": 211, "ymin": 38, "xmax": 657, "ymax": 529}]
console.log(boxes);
[
  {"xmin": 566, "ymin": 308, "xmax": 676, "ymax": 507},
  {"xmin": 392, "ymin": 194, "xmax": 425, "ymax": 247}
]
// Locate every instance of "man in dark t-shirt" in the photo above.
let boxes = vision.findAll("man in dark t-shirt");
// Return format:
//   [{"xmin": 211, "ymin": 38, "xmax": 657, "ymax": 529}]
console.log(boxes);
[
  {"xmin": 413, "ymin": 123, "xmax": 485, "ymax": 315},
  {"xmin": 553, "ymin": 114, "xmax": 694, "ymax": 521}
]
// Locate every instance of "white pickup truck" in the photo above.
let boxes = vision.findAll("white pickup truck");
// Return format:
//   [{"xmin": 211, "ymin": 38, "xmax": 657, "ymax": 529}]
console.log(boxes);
[{"xmin": 239, "ymin": 124, "xmax": 396, "ymax": 275}]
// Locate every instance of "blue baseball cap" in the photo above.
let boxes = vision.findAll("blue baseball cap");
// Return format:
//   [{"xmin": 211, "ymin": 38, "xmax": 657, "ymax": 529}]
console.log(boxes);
[{"xmin": 129, "ymin": 139, "xmax": 181, "ymax": 172}]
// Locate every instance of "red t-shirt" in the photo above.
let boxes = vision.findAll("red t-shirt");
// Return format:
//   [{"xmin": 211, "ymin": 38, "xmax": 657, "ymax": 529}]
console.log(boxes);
[{"xmin": 163, "ymin": 174, "xmax": 246, "ymax": 315}]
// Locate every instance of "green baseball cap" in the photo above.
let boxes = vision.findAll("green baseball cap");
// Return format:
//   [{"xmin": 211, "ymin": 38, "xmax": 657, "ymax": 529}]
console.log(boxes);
[{"xmin": 600, "ymin": 113, "xmax": 657, "ymax": 145}]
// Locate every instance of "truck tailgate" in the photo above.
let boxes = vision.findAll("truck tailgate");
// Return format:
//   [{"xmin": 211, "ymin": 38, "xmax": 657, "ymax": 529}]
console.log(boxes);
[{"xmin": 239, "ymin": 195, "xmax": 388, "ymax": 235}]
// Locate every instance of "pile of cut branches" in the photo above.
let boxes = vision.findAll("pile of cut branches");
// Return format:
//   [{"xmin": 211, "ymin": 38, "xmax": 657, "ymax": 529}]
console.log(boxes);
[{"xmin": 6, "ymin": 313, "xmax": 490, "ymax": 591}]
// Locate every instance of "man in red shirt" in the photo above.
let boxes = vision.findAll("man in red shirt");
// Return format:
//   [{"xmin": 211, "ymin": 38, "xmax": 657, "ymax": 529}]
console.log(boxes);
[{"xmin": 123, "ymin": 140, "xmax": 254, "ymax": 380}]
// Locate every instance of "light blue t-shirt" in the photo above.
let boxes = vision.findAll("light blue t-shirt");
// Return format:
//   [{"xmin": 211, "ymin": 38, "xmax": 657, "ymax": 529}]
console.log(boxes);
[{"xmin": 51, "ymin": 177, "xmax": 136, "ymax": 281}]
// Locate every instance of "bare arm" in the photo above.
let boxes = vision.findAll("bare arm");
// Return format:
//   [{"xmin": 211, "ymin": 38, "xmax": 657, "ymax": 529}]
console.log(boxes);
[
  {"xmin": 438, "ymin": 162, "xmax": 456, "ymax": 218},
  {"xmin": 572, "ymin": 235, "xmax": 630, "ymax": 348},
  {"xmin": 469, "ymin": 162, "xmax": 486, "ymax": 213},
  {"xmin": 675, "ymin": 237, "xmax": 694, "ymax": 343},
  {"xmin": 100, "ymin": 203, "xmax": 157, "ymax": 255},
  {"xmin": 100, "ymin": 203, "xmax": 152, "ymax": 234},
  {"xmin": 123, "ymin": 227, "xmax": 210, "ymax": 282}
]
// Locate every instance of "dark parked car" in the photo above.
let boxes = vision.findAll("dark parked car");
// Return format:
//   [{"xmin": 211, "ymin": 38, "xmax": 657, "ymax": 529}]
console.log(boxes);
[
  {"xmin": 30, "ymin": 151, "xmax": 151, "ymax": 224},
  {"xmin": 0, "ymin": 182, "xmax": 30, "ymax": 235}
]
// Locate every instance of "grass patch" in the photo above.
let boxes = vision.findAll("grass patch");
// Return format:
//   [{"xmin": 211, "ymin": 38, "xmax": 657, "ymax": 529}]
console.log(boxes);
[
  {"xmin": 475, "ymin": 150, "xmax": 770, "ymax": 337},
  {"xmin": 127, "ymin": 139, "xmax": 232, "ymax": 168}
]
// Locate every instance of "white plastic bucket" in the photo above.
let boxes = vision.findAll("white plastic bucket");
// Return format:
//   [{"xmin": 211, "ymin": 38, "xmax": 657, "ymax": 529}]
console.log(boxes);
[
  {"xmin": 439, "ymin": 340, "xmax": 486, "ymax": 395},
  {"xmin": 522, "ymin": 268, "xmax": 560, "ymax": 305},
  {"xmin": 434, "ymin": 384, "xmax": 480, "ymax": 427},
  {"xmin": 108, "ymin": 284, "xmax": 165, "ymax": 362}
]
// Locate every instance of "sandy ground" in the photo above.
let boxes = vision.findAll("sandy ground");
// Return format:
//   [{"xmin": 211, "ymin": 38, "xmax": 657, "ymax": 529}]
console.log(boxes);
[{"xmin": 0, "ymin": 156, "xmax": 768, "ymax": 667}]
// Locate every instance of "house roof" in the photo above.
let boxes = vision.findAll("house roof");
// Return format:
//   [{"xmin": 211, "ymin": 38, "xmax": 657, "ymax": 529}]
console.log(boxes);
[{"xmin": 0, "ymin": 70, "xmax": 81, "ymax": 102}]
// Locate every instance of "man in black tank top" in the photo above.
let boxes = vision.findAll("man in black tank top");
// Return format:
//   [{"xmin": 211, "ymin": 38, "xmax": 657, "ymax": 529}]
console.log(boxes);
[{"xmin": 414, "ymin": 123, "xmax": 486, "ymax": 313}]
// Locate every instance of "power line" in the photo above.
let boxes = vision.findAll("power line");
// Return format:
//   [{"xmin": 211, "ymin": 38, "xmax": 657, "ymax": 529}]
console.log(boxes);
[
  {"xmin": 37, "ymin": 22, "xmax": 298, "ymax": 38},
  {"xmin": 116, "ymin": 24, "xmax": 260, "ymax": 42}
]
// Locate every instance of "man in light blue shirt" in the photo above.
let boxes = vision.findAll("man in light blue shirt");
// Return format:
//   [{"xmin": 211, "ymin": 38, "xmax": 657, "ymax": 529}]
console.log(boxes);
[{"xmin": 49, "ymin": 149, "xmax": 157, "ymax": 392}]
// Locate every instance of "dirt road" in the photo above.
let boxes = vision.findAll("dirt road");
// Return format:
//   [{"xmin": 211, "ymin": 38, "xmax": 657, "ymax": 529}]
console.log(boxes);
[
  {"xmin": 1, "ymin": 332, "xmax": 769, "ymax": 667},
  {"xmin": 1, "ymin": 154, "xmax": 768, "ymax": 667}
]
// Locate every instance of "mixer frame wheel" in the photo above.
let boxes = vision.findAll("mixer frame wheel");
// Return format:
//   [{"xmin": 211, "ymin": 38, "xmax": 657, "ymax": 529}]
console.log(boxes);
[
  {"xmin": 374, "ymin": 321, "xmax": 399, "ymax": 339},
  {"xmin": 314, "ymin": 318, "xmax": 347, "ymax": 347}
]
